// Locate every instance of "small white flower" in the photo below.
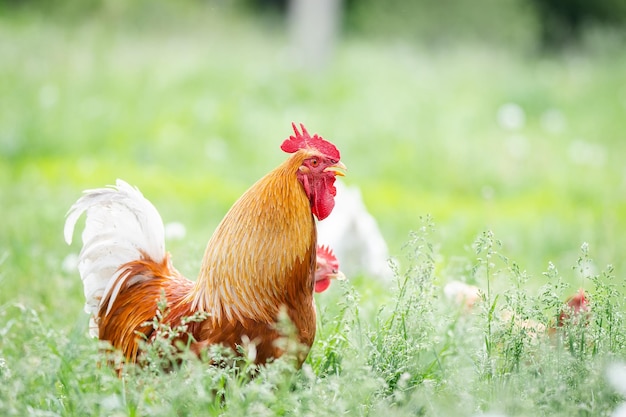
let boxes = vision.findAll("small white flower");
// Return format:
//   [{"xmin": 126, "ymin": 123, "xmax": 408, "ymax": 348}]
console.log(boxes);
[
  {"xmin": 164, "ymin": 222, "xmax": 187, "ymax": 241},
  {"xmin": 613, "ymin": 403, "xmax": 626, "ymax": 417},
  {"xmin": 497, "ymin": 103, "xmax": 525, "ymax": 131},
  {"xmin": 607, "ymin": 361, "xmax": 626, "ymax": 395},
  {"xmin": 62, "ymin": 253, "xmax": 79, "ymax": 273}
]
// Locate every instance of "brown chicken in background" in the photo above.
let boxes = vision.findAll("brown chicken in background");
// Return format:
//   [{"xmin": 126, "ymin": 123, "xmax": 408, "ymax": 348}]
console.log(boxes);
[
  {"xmin": 314, "ymin": 245, "xmax": 346, "ymax": 293},
  {"xmin": 557, "ymin": 288, "xmax": 590, "ymax": 327},
  {"xmin": 443, "ymin": 281, "xmax": 592, "ymax": 340},
  {"xmin": 64, "ymin": 123, "xmax": 346, "ymax": 367},
  {"xmin": 546, "ymin": 288, "xmax": 591, "ymax": 337}
]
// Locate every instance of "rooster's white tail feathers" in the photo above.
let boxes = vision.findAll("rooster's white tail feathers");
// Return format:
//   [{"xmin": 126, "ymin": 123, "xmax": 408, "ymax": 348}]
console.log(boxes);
[{"xmin": 64, "ymin": 179, "xmax": 166, "ymax": 336}]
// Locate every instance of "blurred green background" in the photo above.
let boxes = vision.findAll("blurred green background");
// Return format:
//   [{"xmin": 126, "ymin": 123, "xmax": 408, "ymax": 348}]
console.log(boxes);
[{"xmin": 1, "ymin": 0, "xmax": 625, "ymax": 324}]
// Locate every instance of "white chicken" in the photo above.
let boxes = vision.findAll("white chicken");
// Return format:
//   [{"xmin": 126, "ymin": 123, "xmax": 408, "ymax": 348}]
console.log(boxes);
[{"xmin": 316, "ymin": 181, "xmax": 393, "ymax": 281}]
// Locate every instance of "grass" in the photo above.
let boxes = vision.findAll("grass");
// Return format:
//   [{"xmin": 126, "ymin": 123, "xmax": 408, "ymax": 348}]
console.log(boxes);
[{"xmin": 1, "ymin": 3, "xmax": 626, "ymax": 416}]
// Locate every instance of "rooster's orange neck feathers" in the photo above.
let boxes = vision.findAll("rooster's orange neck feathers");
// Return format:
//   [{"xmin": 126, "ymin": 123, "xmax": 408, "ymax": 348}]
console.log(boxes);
[{"xmin": 189, "ymin": 150, "xmax": 317, "ymax": 325}]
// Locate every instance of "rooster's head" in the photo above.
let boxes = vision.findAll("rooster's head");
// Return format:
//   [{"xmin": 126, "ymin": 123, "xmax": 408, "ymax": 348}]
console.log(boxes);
[{"xmin": 281, "ymin": 123, "xmax": 347, "ymax": 220}]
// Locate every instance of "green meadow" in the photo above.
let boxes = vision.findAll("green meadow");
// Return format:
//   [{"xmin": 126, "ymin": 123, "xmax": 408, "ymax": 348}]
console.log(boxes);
[{"xmin": 1, "ymin": 3, "xmax": 626, "ymax": 416}]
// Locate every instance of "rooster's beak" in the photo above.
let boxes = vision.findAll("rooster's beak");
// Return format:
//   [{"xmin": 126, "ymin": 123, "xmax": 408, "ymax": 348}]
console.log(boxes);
[{"xmin": 324, "ymin": 161, "xmax": 347, "ymax": 177}]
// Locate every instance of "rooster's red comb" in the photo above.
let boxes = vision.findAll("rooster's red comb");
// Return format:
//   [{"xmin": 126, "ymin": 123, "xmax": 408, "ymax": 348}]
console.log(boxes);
[{"xmin": 281, "ymin": 123, "xmax": 340, "ymax": 160}]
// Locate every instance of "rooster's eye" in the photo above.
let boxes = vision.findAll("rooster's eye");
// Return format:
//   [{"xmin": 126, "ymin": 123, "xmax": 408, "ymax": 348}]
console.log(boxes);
[{"xmin": 310, "ymin": 158, "xmax": 319, "ymax": 167}]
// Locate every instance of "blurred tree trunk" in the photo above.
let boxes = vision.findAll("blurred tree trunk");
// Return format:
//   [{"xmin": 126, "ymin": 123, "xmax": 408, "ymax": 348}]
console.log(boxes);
[{"xmin": 287, "ymin": 0, "xmax": 342, "ymax": 70}]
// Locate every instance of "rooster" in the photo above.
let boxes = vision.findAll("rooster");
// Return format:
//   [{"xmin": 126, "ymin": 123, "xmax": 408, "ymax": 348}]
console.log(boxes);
[
  {"xmin": 314, "ymin": 245, "xmax": 346, "ymax": 293},
  {"xmin": 64, "ymin": 123, "xmax": 346, "ymax": 367}
]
